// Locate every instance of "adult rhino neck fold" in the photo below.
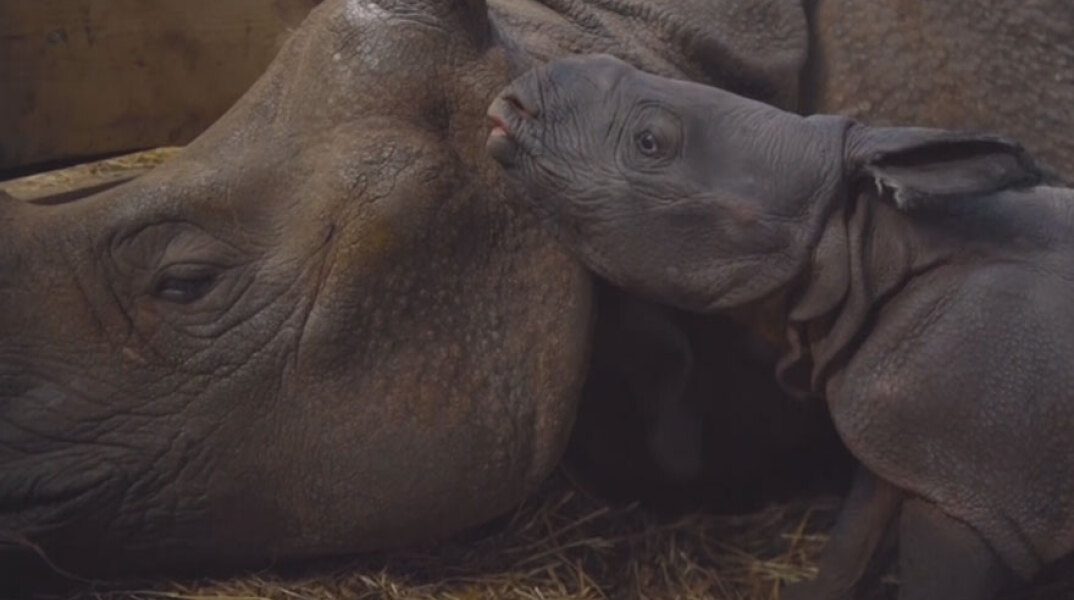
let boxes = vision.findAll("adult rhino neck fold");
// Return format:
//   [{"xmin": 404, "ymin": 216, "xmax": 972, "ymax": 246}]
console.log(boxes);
[{"xmin": 491, "ymin": 0, "xmax": 807, "ymax": 108}]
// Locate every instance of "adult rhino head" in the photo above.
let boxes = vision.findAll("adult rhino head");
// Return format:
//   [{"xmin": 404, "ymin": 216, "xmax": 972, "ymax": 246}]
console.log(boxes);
[{"xmin": 0, "ymin": 0, "xmax": 807, "ymax": 580}]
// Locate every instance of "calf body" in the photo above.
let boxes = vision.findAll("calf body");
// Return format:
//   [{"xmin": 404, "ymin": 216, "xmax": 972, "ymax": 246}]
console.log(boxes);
[
  {"xmin": 805, "ymin": 185, "xmax": 1074, "ymax": 579},
  {"xmin": 486, "ymin": 54, "xmax": 1074, "ymax": 599}
]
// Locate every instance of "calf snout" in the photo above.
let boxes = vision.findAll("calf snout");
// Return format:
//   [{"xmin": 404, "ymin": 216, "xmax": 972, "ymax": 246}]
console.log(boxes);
[
  {"xmin": 543, "ymin": 53, "xmax": 633, "ymax": 94},
  {"xmin": 502, "ymin": 93, "xmax": 538, "ymax": 120},
  {"xmin": 492, "ymin": 54, "xmax": 633, "ymax": 129}
]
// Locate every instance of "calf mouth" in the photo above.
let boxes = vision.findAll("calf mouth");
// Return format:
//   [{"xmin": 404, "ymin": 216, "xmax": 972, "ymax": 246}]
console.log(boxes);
[{"xmin": 486, "ymin": 92, "xmax": 540, "ymax": 168}]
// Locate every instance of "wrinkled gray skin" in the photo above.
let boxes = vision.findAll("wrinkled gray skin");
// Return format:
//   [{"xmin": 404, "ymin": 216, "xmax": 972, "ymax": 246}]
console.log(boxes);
[
  {"xmin": 487, "ymin": 53, "xmax": 1074, "ymax": 600},
  {"xmin": 0, "ymin": 0, "xmax": 812, "ymax": 583},
  {"xmin": 5, "ymin": 0, "xmax": 1074, "ymax": 587}
]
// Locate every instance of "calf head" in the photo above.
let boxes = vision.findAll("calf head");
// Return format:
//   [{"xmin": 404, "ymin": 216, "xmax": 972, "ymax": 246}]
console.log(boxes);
[
  {"xmin": 487, "ymin": 54, "xmax": 1045, "ymax": 315},
  {"xmin": 487, "ymin": 54, "xmax": 839, "ymax": 311}
]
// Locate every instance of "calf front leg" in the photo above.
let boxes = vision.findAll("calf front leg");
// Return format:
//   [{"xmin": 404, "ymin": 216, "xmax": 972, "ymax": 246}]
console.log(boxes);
[
  {"xmin": 783, "ymin": 468, "xmax": 902, "ymax": 600},
  {"xmin": 897, "ymin": 499, "xmax": 1012, "ymax": 600}
]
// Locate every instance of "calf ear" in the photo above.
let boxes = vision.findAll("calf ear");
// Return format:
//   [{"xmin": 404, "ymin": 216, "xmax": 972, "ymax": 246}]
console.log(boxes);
[{"xmin": 846, "ymin": 124, "xmax": 1044, "ymax": 210}]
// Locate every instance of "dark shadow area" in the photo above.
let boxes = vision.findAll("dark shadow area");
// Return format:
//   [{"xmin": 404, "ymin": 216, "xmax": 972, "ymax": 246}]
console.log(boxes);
[{"xmin": 564, "ymin": 281, "xmax": 855, "ymax": 515}]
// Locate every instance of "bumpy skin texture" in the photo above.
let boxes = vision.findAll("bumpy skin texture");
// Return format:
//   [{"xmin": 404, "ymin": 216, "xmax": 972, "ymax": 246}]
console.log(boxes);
[
  {"xmin": 0, "ymin": 0, "xmax": 815, "ymax": 584},
  {"xmin": 2, "ymin": 0, "xmax": 591, "ymax": 578},
  {"xmin": 807, "ymin": 0, "xmax": 1074, "ymax": 184},
  {"xmin": 487, "ymin": 54, "xmax": 1074, "ymax": 599},
  {"xmin": 543, "ymin": 0, "xmax": 1074, "ymax": 503}
]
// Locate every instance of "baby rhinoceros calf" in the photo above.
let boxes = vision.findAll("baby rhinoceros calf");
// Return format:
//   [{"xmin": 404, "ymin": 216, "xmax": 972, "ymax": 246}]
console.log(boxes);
[{"xmin": 485, "ymin": 53, "xmax": 1074, "ymax": 600}]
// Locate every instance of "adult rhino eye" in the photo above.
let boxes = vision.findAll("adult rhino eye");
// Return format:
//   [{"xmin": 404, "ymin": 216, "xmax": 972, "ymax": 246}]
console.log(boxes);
[
  {"xmin": 152, "ymin": 266, "xmax": 220, "ymax": 304},
  {"xmin": 636, "ymin": 131, "xmax": 660, "ymax": 156}
]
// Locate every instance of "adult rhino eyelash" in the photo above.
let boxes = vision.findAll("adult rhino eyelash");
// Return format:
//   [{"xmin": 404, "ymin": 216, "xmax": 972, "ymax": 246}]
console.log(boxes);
[
  {"xmin": 153, "ymin": 274, "xmax": 218, "ymax": 304},
  {"xmin": 149, "ymin": 263, "xmax": 224, "ymax": 304}
]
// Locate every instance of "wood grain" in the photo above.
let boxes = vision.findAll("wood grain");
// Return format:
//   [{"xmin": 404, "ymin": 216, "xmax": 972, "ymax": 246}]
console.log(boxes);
[{"xmin": 0, "ymin": 0, "xmax": 319, "ymax": 175}]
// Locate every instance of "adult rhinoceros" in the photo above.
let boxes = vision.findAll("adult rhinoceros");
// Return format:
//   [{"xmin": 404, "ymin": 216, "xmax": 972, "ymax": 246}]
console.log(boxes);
[
  {"xmin": 2, "ymin": 0, "xmax": 1071, "ymax": 586},
  {"xmin": 0, "ymin": 0, "xmax": 809, "ymax": 582}
]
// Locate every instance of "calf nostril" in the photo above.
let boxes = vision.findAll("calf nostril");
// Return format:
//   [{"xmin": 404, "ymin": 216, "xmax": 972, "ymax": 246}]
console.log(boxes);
[{"xmin": 504, "ymin": 94, "xmax": 537, "ymax": 118}]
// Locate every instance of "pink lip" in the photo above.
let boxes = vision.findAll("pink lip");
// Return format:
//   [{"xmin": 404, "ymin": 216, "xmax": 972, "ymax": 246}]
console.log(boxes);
[{"xmin": 487, "ymin": 114, "xmax": 510, "ymax": 136}]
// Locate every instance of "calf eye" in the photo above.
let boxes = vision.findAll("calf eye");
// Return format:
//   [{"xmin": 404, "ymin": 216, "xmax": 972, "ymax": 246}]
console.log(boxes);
[
  {"xmin": 636, "ymin": 131, "xmax": 660, "ymax": 156},
  {"xmin": 152, "ymin": 265, "xmax": 220, "ymax": 304}
]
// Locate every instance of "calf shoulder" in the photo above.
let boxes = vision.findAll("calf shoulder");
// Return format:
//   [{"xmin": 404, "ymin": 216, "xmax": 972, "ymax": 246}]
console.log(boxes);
[{"xmin": 824, "ymin": 219, "xmax": 1074, "ymax": 578}]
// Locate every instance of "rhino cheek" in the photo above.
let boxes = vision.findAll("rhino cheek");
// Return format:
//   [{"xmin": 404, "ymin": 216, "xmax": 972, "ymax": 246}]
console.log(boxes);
[
  {"xmin": 255, "ymin": 170, "xmax": 595, "ymax": 552},
  {"xmin": 0, "ymin": 179, "xmax": 323, "ymax": 572},
  {"xmin": 0, "ymin": 0, "xmax": 598, "ymax": 573}
]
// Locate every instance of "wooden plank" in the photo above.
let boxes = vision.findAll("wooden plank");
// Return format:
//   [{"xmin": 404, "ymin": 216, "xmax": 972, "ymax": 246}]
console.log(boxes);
[
  {"xmin": 11, "ymin": 171, "xmax": 147, "ymax": 205},
  {"xmin": 0, "ymin": 147, "xmax": 181, "ymax": 203},
  {"xmin": 0, "ymin": 1, "xmax": 319, "ymax": 175}
]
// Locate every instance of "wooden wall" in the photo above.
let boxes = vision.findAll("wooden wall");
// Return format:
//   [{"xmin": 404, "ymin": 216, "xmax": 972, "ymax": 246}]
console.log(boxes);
[{"xmin": 0, "ymin": 0, "xmax": 320, "ymax": 176}]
